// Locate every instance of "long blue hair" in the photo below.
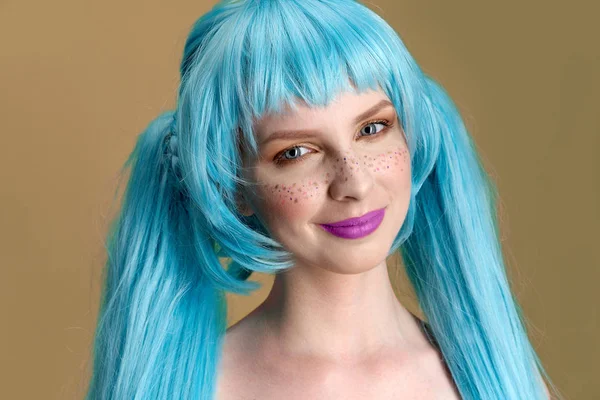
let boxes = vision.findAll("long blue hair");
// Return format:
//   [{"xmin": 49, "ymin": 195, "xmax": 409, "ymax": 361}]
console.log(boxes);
[{"xmin": 85, "ymin": 0, "xmax": 562, "ymax": 398}]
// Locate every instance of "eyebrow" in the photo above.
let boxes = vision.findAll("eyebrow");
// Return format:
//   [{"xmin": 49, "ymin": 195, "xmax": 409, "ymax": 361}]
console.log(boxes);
[{"xmin": 260, "ymin": 99, "xmax": 395, "ymax": 146}]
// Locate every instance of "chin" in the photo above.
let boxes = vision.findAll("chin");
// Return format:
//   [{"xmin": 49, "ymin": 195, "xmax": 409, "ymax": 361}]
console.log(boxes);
[{"xmin": 305, "ymin": 244, "xmax": 392, "ymax": 275}]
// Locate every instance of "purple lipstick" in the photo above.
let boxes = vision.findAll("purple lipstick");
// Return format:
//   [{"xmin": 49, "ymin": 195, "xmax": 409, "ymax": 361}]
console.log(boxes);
[{"xmin": 319, "ymin": 207, "xmax": 386, "ymax": 239}]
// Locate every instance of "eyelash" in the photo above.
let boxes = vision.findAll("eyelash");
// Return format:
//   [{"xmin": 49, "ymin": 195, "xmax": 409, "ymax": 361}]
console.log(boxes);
[{"xmin": 273, "ymin": 119, "xmax": 393, "ymax": 166}]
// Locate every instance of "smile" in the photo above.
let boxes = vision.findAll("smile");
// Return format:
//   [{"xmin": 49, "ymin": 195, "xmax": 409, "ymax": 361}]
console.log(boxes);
[{"xmin": 318, "ymin": 207, "xmax": 386, "ymax": 239}]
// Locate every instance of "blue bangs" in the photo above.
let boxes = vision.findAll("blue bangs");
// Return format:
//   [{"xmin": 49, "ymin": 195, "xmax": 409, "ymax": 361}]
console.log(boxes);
[{"xmin": 211, "ymin": 0, "xmax": 407, "ymax": 158}]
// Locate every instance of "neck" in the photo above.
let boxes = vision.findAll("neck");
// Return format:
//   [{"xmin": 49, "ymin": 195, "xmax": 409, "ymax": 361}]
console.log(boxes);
[{"xmin": 249, "ymin": 260, "xmax": 425, "ymax": 364}]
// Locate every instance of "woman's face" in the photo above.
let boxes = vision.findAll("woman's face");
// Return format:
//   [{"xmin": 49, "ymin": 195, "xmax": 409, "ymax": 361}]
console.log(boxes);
[{"xmin": 238, "ymin": 89, "xmax": 411, "ymax": 274}]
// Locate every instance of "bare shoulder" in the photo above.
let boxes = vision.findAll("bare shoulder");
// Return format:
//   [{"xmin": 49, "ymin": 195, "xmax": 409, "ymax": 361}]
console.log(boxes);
[
  {"xmin": 214, "ymin": 335, "xmax": 235, "ymax": 400},
  {"xmin": 214, "ymin": 332, "xmax": 241, "ymax": 400},
  {"xmin": 215, "ymin": 316, "xmax": 264, "ymax": 400},
  {"xmin": 419, "ymin": 342, "xmax": 462, "ymax": 399}
]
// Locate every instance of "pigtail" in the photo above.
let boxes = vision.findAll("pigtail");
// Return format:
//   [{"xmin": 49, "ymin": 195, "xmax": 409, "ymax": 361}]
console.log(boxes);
[
  {"xmin": 85, "ymin": 110, "xmax": 228, "ymax": 399},
  {"xmin": 400, "ymin": 75, "xmax": 561, "ymax": 399}
]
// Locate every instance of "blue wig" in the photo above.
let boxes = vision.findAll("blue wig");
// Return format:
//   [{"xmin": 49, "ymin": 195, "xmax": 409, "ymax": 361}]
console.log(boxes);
[{"xmin": 85, "ymin": 0, "xmax": 562, "ymax": 398}]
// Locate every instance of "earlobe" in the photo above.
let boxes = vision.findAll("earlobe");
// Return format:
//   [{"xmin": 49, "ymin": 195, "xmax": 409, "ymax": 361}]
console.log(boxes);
[
  {"xmin": 238, "ymin": 205, "xmax": 254, "ymax": 217},
  {"xmin": 235, "ymin": 192, "xmax": 254, "ymax": 217}
]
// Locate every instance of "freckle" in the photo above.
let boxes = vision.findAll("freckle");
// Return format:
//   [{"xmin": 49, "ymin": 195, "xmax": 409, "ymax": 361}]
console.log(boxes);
[
  {"xmin": 294, "ymin": 198, "xmax": 298, "ymax": 203},
  {"xmin": 345, "ymin": 177, "xmax": 348, "ymax": 182},
  {"xmin": 275, "ymin": 184, "xmax": 279, "ymax": 189}
]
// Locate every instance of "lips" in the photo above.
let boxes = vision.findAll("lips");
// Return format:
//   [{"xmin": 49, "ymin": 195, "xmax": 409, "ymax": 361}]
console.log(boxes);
[
  {"xmin": 322, "ymin": 207, "xmax": 386, "ymax": 227},
  {"xmin": 318, "ymin": 207, "xmax": 386, "ymax": 239}
]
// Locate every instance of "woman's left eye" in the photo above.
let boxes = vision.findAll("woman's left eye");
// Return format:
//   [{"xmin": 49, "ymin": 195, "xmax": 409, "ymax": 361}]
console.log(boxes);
[
  {"xmin": 273, "ymin": 119, "xmax": 393, "ymax": 166},
  {"xmin": 359, "ymin": 121, "xmax": 389, "ymax": 137}
]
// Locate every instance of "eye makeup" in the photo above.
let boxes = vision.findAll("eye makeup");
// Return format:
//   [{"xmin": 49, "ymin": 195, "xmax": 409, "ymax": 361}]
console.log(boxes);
[{"xmin": 273, "ymin": 118, "xmax": 395, "ymax": 167}]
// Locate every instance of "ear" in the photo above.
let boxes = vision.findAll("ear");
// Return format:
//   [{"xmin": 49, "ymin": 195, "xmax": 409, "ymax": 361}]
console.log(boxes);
[{"xmin": 235, "ymin": 189, "xmax": 254, "ymax": 217}]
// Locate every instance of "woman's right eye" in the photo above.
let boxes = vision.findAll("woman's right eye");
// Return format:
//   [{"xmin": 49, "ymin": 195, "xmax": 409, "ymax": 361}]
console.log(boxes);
[{"xmin": 274, "ymin": 145, "xmax": 313, "ymax": 166}]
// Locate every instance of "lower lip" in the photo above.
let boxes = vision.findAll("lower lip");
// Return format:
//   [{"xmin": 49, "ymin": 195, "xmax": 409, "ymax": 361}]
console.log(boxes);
[{"xmin": 318, "ymin": 208, "xmax": 386, "ymax": 239}]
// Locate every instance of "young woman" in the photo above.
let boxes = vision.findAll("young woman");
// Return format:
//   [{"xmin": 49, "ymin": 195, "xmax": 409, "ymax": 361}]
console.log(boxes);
[{"xmin": 85, "ymin": 0, "xmax": 561, "ymax": 399}]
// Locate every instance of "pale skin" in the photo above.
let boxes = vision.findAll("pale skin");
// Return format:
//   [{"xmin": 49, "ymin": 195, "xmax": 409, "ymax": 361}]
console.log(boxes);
[{"xmin": 215, "ymin": 88, "xmax": 462, "ymax": 399}]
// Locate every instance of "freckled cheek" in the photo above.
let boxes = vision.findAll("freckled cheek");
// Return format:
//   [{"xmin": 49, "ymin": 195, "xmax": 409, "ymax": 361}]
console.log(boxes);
[
  {"xmin": 359, "ymin": 146, "xmax": 411, "ymax": 179},
  {"xmin": 259, "ymin": 179, "xmax": 324, "ymax": 221},
  {"xmin": 382, "ymin": 146, "xmax": 409, "ymax": 169},
  {"xmin": 360, "ymin": 148, "xmax": 411, "ymax": 212},
  {"xmin": 380, "ymin": 147, "xmax": 411, "ymax": 184}
]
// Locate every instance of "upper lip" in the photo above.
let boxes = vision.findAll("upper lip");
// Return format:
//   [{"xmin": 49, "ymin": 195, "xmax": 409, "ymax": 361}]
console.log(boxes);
[{"xmin": 320, "ymin": 207, "xmax": 386, "ymax": 227}]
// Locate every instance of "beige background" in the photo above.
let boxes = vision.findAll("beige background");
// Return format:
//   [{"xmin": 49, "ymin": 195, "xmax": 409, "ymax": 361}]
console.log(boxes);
[{"xmin": 1, "ymin": 0, "xmax": 598, "ymax": 398}]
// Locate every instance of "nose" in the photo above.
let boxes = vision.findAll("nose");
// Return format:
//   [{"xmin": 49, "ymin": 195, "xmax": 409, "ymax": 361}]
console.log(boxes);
[{"xmin": 327, "ymin": 153, "xmax": 374, "ymax": 201}]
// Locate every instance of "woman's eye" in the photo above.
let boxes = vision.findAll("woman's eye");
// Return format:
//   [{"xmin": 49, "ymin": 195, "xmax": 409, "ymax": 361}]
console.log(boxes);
[
  {"xmin": 273, "ymin": 119, "xmax": 392, "ymax": 166},
  {"xmin": 276, "ymin": 146, "xmax": 312, "ymax": 164},
  {"xmin": 360, "ymin": 121, "xmax": 388, "ymax": 137}
]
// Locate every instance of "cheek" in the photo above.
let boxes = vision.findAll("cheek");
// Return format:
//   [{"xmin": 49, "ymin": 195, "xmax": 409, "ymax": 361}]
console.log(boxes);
[
  {"xmin": 350, "ymin": 145, "xmax": 411, "ymax": 189},
  {"xmin": 368, "ymin": 146, "xmax": 410, "ymax": 174},
  {"xmin": 378, "ymin": 146, "xmax": 411, "ymax": 187},
  {"xmin": 260, "ymin": 179, "xmax": 325, "ymax": 221}
]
